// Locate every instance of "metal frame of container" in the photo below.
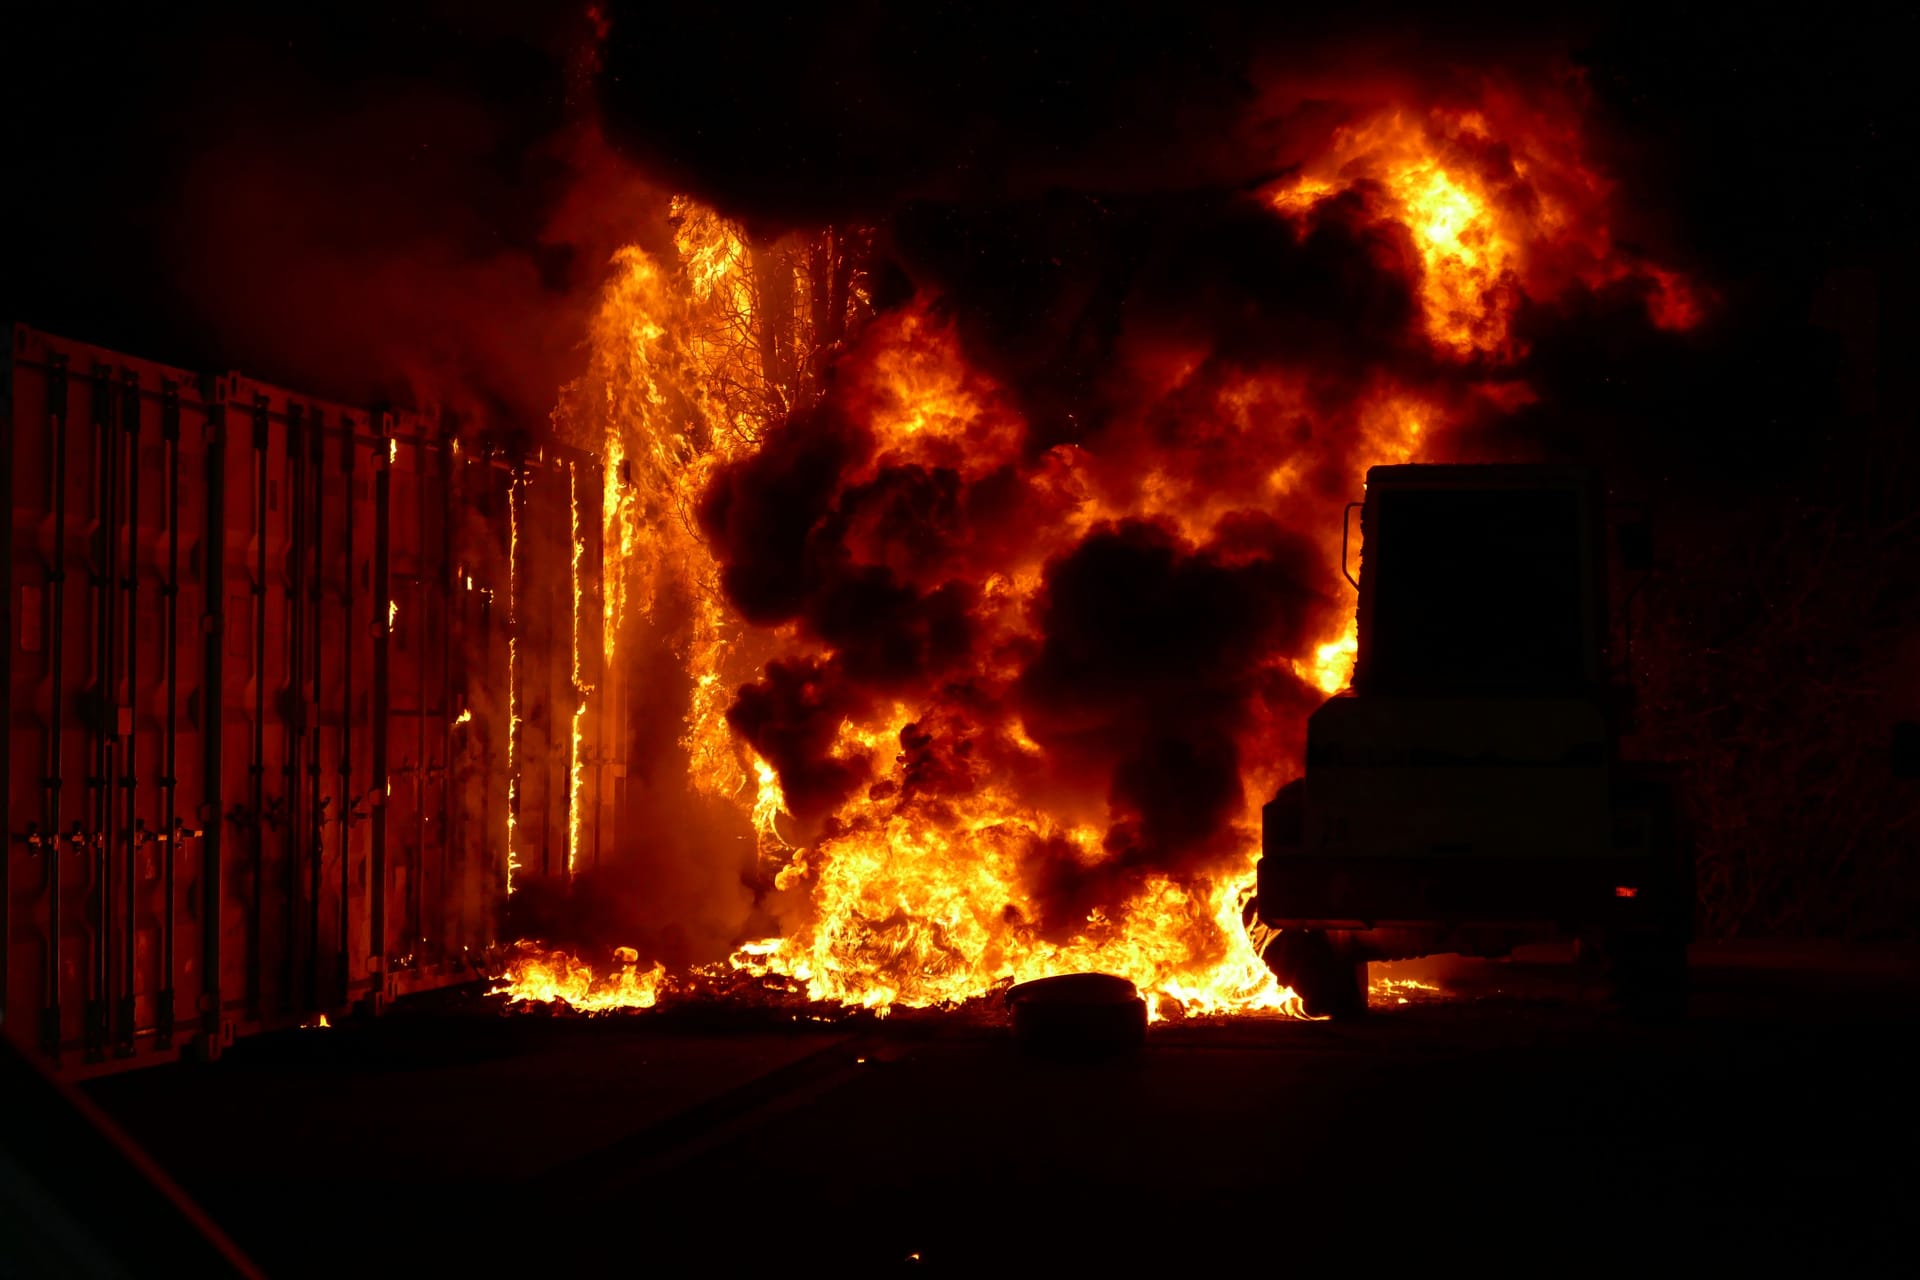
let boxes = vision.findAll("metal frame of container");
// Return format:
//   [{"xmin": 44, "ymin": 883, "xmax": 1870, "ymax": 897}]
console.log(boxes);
[{"xmin": 5, "ymin": 324, "xmax": 603, "ymax": 1076}]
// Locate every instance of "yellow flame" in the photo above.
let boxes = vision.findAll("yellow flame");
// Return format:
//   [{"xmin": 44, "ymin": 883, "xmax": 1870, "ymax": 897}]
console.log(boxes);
[
  {"xmin": 750, "ymin": 752, "xmax": 791, "ymax": 852},
  {"xmin": 1368, "ymin": 975, "xmax": 1442, "ymax": 1006},
  {"xmin": 725, "ymin": 794, "xmax": 1314, "ymax": 1022},
  {"xmin": 578, "ymin": 211, "xmax": 781, "ymax": 809},
  {"xmin": 508, "ymin": 76, "xmax": 1695, "ymax": 1023},
  {"xmin": 510, "ymin": 190, "xmax": 1538, "ymax": 1022},
  {"xmin": 453, "ymin": 708, "xmax": 472, "ymax": 727},
  {"xmin": 1296, "ymin": 620, "xmax": 1358, "ymax": 695},
  {"xmin": 496, "ymin": 945, "xmax": 667, "ymax": 1012},
  {"xmin": 569, "ymin": 701, "xmax": 586, "ymax": 875},
  {"xmin": 506, "ymin": 471, "xmax": 523, "ymax": 894},
  {"xmin": 518, "ymin": 200, "xmax": 1351, "ymax": 1021},
  {"xmin": 569, "ymin": 463, "xmax": 591, "ymax": 694},
  {"xmin": 568, "ymin": 462, "xmax": 589, "ymax": 877},
  {"xmin": 1272, "ymin": 108, "xmax": 1527, "ymax": 357}
]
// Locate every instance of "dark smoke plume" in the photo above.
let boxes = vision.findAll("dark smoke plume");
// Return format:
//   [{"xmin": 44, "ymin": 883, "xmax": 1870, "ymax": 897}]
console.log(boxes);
[
  {"xmin": 10, "ymin": 4, "xmax": 1914, "ymax": 945},
  {"xmin": 588, "ymin": 2, "xmax": 1918, "ymax": 943}
]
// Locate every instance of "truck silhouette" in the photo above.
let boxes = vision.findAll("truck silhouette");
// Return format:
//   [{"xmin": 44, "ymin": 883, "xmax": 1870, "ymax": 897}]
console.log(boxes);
[{"xmin": 1255, "ymin": 465, "xmax": 1692, "ymax": 1017}]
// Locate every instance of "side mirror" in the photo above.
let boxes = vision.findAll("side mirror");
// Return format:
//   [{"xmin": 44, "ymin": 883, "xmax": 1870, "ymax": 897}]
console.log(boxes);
[
  {"xmin": 1895, "ymin": 722, "xmax": 1920, "ymax": 779},
  {"xmin": 1616, "ymin": 518, "xmax": 1653, "ymax": 572},
  {"xmin": 1340, "ymin": 501, "xmax": 1363, "ymax": 589}
]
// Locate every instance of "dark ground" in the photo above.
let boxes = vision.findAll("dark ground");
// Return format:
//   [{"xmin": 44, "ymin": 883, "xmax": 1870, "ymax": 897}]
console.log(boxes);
[{"xmin": 84, "ymin": 946, "xmax": 1920, "ymax": 1275}]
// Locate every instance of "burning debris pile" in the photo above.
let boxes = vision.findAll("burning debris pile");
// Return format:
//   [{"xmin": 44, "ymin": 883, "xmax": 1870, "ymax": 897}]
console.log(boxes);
[{"xmin": 497, "ymin": 66, "xmax": 1698, "ymax": 1022}]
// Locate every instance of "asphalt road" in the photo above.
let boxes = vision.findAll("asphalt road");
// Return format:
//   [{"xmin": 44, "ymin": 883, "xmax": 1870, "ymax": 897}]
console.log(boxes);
[{"xmin": 83, "ymin": 946, "xmax": 1920, "ymax": 1275}]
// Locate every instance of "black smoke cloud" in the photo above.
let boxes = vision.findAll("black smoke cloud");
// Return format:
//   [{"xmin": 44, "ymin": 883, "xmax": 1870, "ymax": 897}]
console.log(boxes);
[
  {"xmin": 1012, "ymin": 518, "xmax": 1328, "ymax": 929},
  {"xmin": 702, "ymin": 401, "xmax": 988, "ymax": 825},
  {"xmin": 888, "ymin": 186, "xmax": 1432, "ymax": 452},
  {"xmin": 591, "ymin": 2, "xmax": 1912, "ymax": 493},
  {"xmin": 595, "ymin": 1, "xmax": 1916, "ymax": 942},
  {"xmin": 9, "ymin": 3, "xmax": 1913, "ymax": 944},
  {"xmin": 625, "ymin": 6, "xmax": 1631, "ymax": 915},
  {"xmin": 591, "ymin": 3, "xmax": 1598, "ymax": 233}
]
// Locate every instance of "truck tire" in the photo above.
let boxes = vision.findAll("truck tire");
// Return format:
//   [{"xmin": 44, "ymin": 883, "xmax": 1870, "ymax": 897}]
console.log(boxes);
[{"xmin": 1263, "ymin": 929, "xmax": 1368, "ymax": 1020}]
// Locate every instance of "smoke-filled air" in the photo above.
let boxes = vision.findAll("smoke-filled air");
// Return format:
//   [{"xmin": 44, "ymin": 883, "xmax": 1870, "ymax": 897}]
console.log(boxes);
[{"xmin": 499, "ymin": 57, "xmax": 1701, "ymax": 1020}]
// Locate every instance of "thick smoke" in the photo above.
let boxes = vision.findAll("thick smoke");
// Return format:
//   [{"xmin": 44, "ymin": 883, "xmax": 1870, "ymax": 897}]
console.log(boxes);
[
  {"xmin": 604, "ymin": 6, "xmax": 1915, "ymax": 952},
  {"xmin": 586, "ymin": 3, "xmax": 1719, "ymax": 942},
  {"xmin": 13, "ymin": 4, "xmax": 1911, "ymax": 950},
  {"xmin": 683, "ymin": 187, "xmax": 1444, "ymax": 924},
  {"xmin": 1011, "ymin": 517, "xmax": 1328, "ymax": 928}
]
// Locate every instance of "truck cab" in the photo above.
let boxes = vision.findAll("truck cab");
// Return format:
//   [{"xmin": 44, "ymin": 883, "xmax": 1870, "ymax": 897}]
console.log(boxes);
[{"xmin": 1255, "ymin": 465, "xmax": 1690, "ymax": 1016}]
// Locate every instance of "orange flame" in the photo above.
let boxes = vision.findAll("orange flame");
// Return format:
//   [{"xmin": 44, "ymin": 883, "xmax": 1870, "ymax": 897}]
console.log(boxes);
[
  {"xmin": 568, "ymin": 461, "xmax": 590, "ymax": 876},
  {"xmin": 496, "ymin": 945, "xmax": 668, "ymax": 1012},
  {"xmin": 505, "ymin": 471, "xmax": 524, "ymax": 894},
  {"xmin": 506, "ymin": 84, "xmax": 1696, "ymax": 1020},
  {"xmin": 1271, "ymin": 95, "xmax": 1701, "ymax": 356}
]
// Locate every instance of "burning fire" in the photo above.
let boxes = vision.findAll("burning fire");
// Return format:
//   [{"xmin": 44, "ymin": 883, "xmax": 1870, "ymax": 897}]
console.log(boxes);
[
  {"xmin": 505, "ymin": 470, "xmax": 524, "ymax": 894},
  {"xmin": 1370, "ymin": 976, "xmax": 1443, "ymax": 1006},
  {"xmin": 1270, "ymin": 94, "xmax": 1699, "ymax": 354},
  {"xmin": 501, "ymin": 81, "xmax": 1697, "ymax": 1021},
  {"xmin": 568, "ymin": 461, "xmax": 591, "ymax": 876},
  {"xmin": 495, "ymin": 945, "xmax": 668, "ymax": 1012},
  {"xmin": 1295, "ymin": 620, "xmax": 1359, "ymax": 696}
]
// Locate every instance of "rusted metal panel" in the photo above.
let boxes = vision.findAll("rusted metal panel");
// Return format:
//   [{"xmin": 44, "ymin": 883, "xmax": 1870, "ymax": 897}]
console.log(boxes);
[{"xmin": 6, "ymin": 325, "xmax": 603, "ymax": 1075}]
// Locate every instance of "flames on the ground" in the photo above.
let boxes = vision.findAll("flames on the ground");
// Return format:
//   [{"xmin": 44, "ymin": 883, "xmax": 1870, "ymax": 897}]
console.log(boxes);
[
  {"xmin": 499, "ymin": 83, "xmax": 1696, "ymax": 1020},
  {"xmin": 498, "ymin": 944, "xmax": 669, "ymax": 1013}
]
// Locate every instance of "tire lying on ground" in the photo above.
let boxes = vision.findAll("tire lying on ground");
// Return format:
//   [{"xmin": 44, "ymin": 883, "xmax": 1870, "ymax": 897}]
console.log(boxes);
[{"xmin": 1006, "ymin": 974, "xmax": 1148, "ymax": 1056}]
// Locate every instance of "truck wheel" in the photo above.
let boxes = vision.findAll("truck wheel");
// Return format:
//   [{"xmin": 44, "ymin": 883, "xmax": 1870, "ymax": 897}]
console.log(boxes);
[
  {"xmin": 1601, "ymin": 931, "xmax": 1688, "ymax": 1022},
  {"xmin": 1264, "ymin": 929, "xmax": 1368, "ymax": 1021}
]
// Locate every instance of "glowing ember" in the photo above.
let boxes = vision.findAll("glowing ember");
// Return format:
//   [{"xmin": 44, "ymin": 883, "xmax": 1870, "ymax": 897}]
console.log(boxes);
[{"xmin": 1369, "ymin": 976, "xmax": 1443, "ymax": 1006}]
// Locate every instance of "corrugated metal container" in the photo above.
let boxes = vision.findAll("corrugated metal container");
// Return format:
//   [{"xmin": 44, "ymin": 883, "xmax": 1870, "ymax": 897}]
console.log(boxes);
[{"xmin": 5, "ymin": 324, "xmax": 603, "ymax": 1075}]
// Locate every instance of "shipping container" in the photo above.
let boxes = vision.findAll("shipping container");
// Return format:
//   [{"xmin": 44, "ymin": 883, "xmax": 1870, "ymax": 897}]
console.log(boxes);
[{"xmin": 5, "ymin": 324, "xmax": 604, "ymax": 1076}]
